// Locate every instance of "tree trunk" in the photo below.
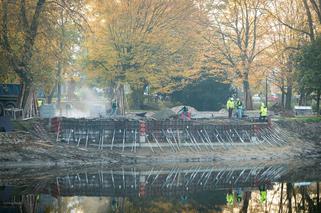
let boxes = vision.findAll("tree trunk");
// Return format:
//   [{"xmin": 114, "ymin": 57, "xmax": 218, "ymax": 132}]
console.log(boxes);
[
  {"xmin": 243, "ymin": 75, "xmax": 253, "ymax": 110},
  {"xmin": 265, "ymin": 77, "xmax": 268, "ymax": 107},
  {"xmin": 299, "ymin": 91, "xmax": 305, "ymax": 106},
  {"xmin": 285, "ymin": 85, "xmax": 292, "ymax": 110},
  {"xmin": 56, "ymin": 8, "xmax": 65, "ymax": 115},
  {"xmin": 279, "ymin": 183, "xmax": 284, "ymax": 213},
  {"xmin": 20, "ymin": 83, "xmax": 38, "ymax": 118},
  {"xmin": 287, "ymin": 183, "xmax": 293, "ymax": 213},
  {"xmin": 47, "ymin": 84, "xmax": 57, "ymax": 104},
  {"xmin": 1, "ymin": 0, "xmax": 46, "ymax": 118},
  {"xmin": 57, "ymin": 61, "xmax": 62, "ymax": 115},
  {"xmin": 317, "ymin": 182, "xmax": 320, "ymax": 211},
  {"xmin": 301, "ymin": 187, "xmax": 316, "ymax": 212},
  {"xmin": 303, "ymin": 0, "xmax": 315, "ymax": 41},
  {"xmin": 240, "ymin": 191, "xmax": 251, "ymax": 213},
  {"xmin": 17, "ymin": 82, "xmax": 26, "ymax": 109},
  {"xmin": 316, "ymin": 89, "xmax": 321, "ymax": 114},
  {"xmin": 285, "ymin": 55, "xmax": 293, "ymax": 110},
  {"xmin": 116, "ymin": 83, "xmax": 125, "ymax": 115},
  {"xmin": 281, "ymin": 88, "xmax": 285, "ymax": 109},
  {"xmin": 131, "ymin": 87, "xmax": 144, "ymax": 109}
]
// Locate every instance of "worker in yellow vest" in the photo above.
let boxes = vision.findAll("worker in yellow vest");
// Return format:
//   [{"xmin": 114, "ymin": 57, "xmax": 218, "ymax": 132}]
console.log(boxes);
[
  {"xmin": 37, "ymin": 99, "xmax": 44, "ymax": 108},
  {"xmin": 259, "ymin": 184, "xmax": 267, "ymax": 204},
  {"xmin": 226, "ymin": 97, "xmax": 235, "ymax": 119},
  {"xmin": 259, "ymin": 103, "xmax": 268, "ymax": 121},
  {"xmin": 226, "ymin": 190, "xmax": 234, "ymax": 206}
]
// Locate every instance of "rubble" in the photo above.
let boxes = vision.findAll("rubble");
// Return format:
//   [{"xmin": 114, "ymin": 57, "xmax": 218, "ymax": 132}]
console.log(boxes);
[
  {"xmin": 0, "ymin": 132, "xmax": 32, "ymax": 144},
  {"xmin": 171, "ymin": 105, "xmax": 198, "ymax": 114},
  {"xmin": 151, "ymin": 108, "xmax": 176, "ymax": 120}
]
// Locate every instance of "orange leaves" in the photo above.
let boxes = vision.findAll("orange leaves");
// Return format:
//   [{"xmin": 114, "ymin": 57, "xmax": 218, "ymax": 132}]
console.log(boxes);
[
  {"xmin": 202, "ymin": 0, "xmax": 277, "ymax": 90},
  {"xmin": 84, "ymin": 0, "xmax": 206, "ymax": 92}
]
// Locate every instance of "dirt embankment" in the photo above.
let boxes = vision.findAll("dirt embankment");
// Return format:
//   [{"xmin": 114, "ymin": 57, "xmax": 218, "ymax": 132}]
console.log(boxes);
[
  {"xmin": 1, "ymin": 118, "xmax": 320, "ymax": 168},
  {"xmin": 276, "ymin": 119, "xmax": 321, "ymax": 143},
  {"xmin": 0, "ymin": 119, "xmax": 117, "ymax": 167},
  {"xmin": 0, "ymin": 136, "xmax": 116, "ymax": 167}
]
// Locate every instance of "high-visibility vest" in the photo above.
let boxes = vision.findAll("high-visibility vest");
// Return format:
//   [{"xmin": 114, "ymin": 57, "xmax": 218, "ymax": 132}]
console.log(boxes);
[
  {"xmin": 260, "ymin": 191, "xmax": 267, "ymax": 203},
  {"xmin": 236, "ymin": 101, "xmax": 243, "ymax": 109},
  {"xmin": 260, "ymin": 107, "xmax": 268, "ymax": 116},
  {"xmin": 226, "ymin": 194, "xmax": 234, "ymax": 205},
  {"xmin": 37, "ymin": 99, "xmax": 43, "ymax": 107},
  {"xmin": 226, "ymin": 100, "xmax": 234, "ymax": 109}
]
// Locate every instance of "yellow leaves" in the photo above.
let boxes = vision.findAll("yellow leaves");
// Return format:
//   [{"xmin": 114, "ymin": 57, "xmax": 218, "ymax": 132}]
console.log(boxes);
[
  {"xmin": 84, "ymin": 0, "xmax": 205, "ymax": 92},
  {"xmin": 202, "ymin": 0, "xmax": 281, "ymax": 93}
]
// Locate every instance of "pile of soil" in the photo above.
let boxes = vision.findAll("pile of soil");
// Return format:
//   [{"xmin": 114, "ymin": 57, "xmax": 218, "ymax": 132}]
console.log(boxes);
[
  {"xmin": 171, "ymin": 105, "xmax": 198, "ymax": 114},
  {"xmin": 151, "ymin": 108, "xmax": 176, "ymax": 120}
]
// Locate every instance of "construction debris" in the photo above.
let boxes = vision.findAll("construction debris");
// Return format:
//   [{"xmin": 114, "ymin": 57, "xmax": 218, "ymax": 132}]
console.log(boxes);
[{"xmin": 151, "ymin": 108, "xmax": 176, "ymax": 120}]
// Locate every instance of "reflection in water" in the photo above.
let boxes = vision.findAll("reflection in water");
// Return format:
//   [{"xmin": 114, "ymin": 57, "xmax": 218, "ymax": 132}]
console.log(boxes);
[{"xmin": 0, "ymin": 163, "xmax": 321, "ymax": 212}]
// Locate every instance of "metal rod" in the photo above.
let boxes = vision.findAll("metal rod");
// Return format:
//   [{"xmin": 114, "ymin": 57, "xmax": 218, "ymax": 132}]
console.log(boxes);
[
  {"xmin": 169, "ymin": 129, "xmax": 180, "ymax": 151},
  {"xmin": 146, "ymin": 134, "xmax": 155, "ymax": 153},
  {"xmin": 85, "ymin": 130, "xmax": 89, "ymax": 148},
  {"xmin": 122, "ymin": 129, "xmax": 126, "ymax": 152},
  {"xmin": 100, "ymin": 130, "xmax": 105, "ymax": 150},
  {"xmin": 152, "ymin": 132, "xmax": 163, "ymax": 152},
  {"xmin": 111, "ymin": 129, "xmax": 115, "ymax": 150},
  {"xmin": 162, "ymin": 129, "xmax": 177, "ymax": 152},
  {"xmin": 67, "ymin": 130, "xmax": 72, "ymax": 144}
]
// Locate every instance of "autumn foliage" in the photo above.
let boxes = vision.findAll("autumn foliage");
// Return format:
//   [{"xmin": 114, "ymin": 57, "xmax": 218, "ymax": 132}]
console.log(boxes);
[{"xmin": 1, "ymin": 0, "xmax": 320, "ymax": 113}]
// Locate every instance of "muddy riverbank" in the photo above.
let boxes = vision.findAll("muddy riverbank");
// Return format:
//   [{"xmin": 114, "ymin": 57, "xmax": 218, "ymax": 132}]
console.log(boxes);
[
  {"xmin": 276, "ymin": 118, "xmax": 321, "ymax": 143},
  {"xmin": 1, "ymin": 118, "xmax": 321, "ymax": 168}
]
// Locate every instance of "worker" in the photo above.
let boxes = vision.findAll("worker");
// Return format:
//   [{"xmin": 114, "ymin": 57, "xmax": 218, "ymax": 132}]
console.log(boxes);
[
  {"xmin": 259, "ymin": 184, "xmax": 267, "ymax": 204},
  {"xmin": 111, "ymin": 197, "xmax": 118, "ymax": 211},
  {"xmin": 236, "ymin": 188, "xmax": 243, "ymax": 204},
  {"xmin": 37, "ymin": 99, "xmax": 44, "ymax": 108},
  {"xmin": 236, "ymin": 98, "xmax": 243, "ymax": 118},
  {"xmin": 111, "ymin": 100, "xmax": 117, "ymax": 116},
  {"xmin": 180, "ymin": 194, "xmax": 188, "ymax": 204},
  {"xmin": 259, "ymin": 103, "xmax": 268, "ymax": 121},
  {"xmin": 226, "ymin": 190, "xmax": 234, "ymax": 206},
  {"xmin": 178, "ymin": 106, "xmax": 190, "ymax": 120},
  {"xmin": 226, "ymin": 97, "xmax": 235, "ymax": 119}
]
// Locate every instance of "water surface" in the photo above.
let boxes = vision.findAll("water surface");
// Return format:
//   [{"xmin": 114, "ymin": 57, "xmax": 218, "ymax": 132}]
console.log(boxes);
[{"xmin": 1, "ymin": 160, "xmax": 321, "ymax": 212}]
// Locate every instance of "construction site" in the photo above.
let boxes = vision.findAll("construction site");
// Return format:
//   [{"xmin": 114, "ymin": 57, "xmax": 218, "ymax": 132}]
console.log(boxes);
[{"xmin": 1, "ymin": 102, "xmax": 321, "ymax": 213}]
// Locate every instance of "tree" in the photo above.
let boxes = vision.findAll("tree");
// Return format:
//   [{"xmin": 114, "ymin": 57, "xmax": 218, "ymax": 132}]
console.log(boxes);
[
  {"xmin": 1, "ymin": 0, "xmax": 47, "ymax": 117},
  {"xmin": 295, "ymin": 36, "xmax": 321, "ymax": 113},
  {"xmin": 0, "ymin": 0, "xmax": 86, "ymax": 117},
  {"xmin": 202, "ymin": 0, "xmax": 271, "ymax": 110},
  {"xmin": 83, "ymin": 0, "xmax": 205, "ymax": 111},
  {"xmin": 266, "ymin": 15, "xmax": 303, "ymax": 110},
  {"xmin": 171, "ymin": 77, "xmax": 233, "ymax": 111},
  {"xmin": 269, "ymin": 0, "xmax": 321, "ymax": 106}
]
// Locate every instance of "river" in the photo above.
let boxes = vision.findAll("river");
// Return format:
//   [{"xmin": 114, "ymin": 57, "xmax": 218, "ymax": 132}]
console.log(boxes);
[{"xmin": 1, "ymin": 159, "xmax": 321, "ymax": 213}]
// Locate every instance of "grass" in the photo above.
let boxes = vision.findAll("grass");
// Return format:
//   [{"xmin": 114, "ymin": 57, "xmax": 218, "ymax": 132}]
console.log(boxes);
[{"xmin": 286, "ymin": 116, "xmax": 321, "ymax": 123}]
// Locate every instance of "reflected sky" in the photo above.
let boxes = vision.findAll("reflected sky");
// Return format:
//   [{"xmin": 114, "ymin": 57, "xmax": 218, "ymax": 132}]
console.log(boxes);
[{"xmin": 1, "ymin": 160, "xmax": 321, "ymax": 212}]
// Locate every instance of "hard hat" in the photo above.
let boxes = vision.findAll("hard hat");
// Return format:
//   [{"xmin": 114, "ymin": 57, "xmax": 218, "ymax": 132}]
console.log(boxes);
[
  {"xmin": 231, "ymin": 97, "xmax": 234, "ymax": 101},
  {"xmin": 236, "ymin": 98, "xmax": 240, "ymax": 101}
]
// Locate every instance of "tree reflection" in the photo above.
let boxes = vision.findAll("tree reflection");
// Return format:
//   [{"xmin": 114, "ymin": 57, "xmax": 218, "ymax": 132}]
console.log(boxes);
[
  {"xmin": 240, "ymin": 191, "xmax": 251, "ymax": 213},
  {"xmin": 276, "ymin": 182, "xmax": 321, "ymax": 213}
]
